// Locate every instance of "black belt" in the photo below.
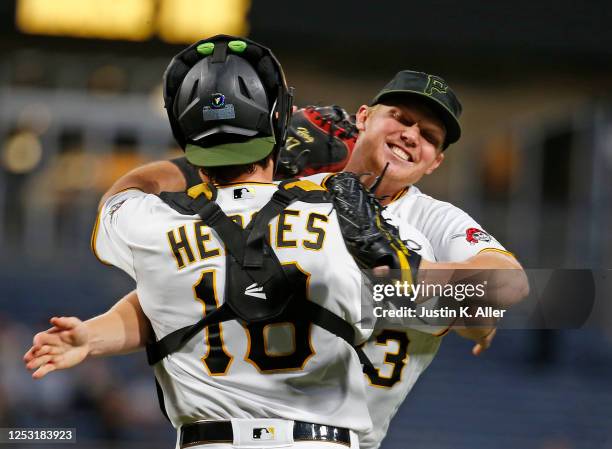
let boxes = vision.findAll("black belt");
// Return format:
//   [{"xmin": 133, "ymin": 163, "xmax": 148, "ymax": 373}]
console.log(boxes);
[{"xmin": 180, "ymin": 420, "xmax": 351, "ymax": 447}]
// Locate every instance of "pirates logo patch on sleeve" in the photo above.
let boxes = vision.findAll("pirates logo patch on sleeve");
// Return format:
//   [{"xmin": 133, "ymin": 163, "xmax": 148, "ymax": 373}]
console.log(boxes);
[{"xmin": 452, "ymin": 227, "xmax": 492, "ymax": 245}]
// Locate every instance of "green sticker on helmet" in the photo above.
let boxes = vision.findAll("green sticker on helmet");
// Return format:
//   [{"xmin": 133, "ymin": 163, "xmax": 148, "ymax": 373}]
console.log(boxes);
[
  {"xmin": 228, "ymin": 40, "xmax": 247, "ymax": 53},
  {"xmin": 196, "ymin": 42, "xmax": 215, "ymax": 55}
]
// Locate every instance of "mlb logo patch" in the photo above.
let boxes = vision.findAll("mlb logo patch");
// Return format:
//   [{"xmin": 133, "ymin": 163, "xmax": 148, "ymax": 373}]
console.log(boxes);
[
  {"xmin": 211, "ymin": 93, "xmax": 226, "ymax": 109},
  {"xmin": 202, "ymin": 91, "xmax": 235, "ymax": 121},
  {"xmin": 252, "ymin": 427, "xmax": 275, "ymax": 440},
  {"xmin": 233, "ymin": 187, "xmax": 255, "ymax": 200}
]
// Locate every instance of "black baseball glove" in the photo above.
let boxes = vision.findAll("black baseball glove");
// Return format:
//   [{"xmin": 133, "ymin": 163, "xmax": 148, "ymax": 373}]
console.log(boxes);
[
  {"xmin": 325, "ymin": 172, "xmax": 421, "ymax": 284},
  {"xmin": 276, "ymin": 105, "xmax": 357, "ymax": 179}
]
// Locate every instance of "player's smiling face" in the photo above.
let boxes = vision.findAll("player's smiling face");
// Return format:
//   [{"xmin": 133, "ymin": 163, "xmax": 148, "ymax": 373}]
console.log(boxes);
[{"xmin": 349, "ymin": 98, "xmax": 446, "ymax": 193}]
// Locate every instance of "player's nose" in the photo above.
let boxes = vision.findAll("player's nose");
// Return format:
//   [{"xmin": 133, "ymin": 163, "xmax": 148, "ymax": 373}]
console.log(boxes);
[{"xmin": 400, "ymin": 124, "xmax": 419, "ymax": 148}]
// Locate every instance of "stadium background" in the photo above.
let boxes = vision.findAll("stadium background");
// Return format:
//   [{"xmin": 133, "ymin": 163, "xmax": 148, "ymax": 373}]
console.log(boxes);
[{"xmin": 0, "ymin": 1, "xmax": 611, "ymax": 448}]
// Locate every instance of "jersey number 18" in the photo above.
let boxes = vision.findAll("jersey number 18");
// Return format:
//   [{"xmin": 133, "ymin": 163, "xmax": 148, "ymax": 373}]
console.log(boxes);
[{"xmin": 193, "ymin": 263, "xmax": 315, "ymax": 375}]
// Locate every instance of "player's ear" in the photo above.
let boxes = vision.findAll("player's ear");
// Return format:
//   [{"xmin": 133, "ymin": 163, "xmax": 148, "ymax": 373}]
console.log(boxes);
[
  {"xmin": 355, "ymin": 105, "xmax": 369, "ymax": 131},
  {"xmin": 425, "ymin": 152, "xmax": 445, "ymax": 175}
]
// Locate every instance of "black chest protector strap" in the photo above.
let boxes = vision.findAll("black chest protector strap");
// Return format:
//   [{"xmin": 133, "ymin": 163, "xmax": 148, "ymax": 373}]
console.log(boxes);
[
  {"xmin": 146, "ymin": 294, "xmax": 372, "ymax": 369},
  {"xmin": 243, "ymin": 180, "xmax": 328, "ymax": 268},
  {"xmin": 146, "ymin": 182, "xmax": 373, "ymax": 370},
  {"xmin": 146, "ymin": 302, "xmax": 233, "ymax": 365}
]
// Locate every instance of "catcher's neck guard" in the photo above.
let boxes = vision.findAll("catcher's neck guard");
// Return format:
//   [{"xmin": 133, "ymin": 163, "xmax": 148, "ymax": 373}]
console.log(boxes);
[{"xmin": 163, "ymin": 34, "xmax": 294, "ymax": 165}]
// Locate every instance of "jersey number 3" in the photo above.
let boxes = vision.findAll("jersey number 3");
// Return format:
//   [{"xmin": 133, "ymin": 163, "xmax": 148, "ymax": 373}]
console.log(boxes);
[
  {"xmin": 364, "ymin": 329, "xmax": 410, "ymax": 388},
  {"xmin": 193, "ymin": 263, "xmax": 314, "ymax": 375}
]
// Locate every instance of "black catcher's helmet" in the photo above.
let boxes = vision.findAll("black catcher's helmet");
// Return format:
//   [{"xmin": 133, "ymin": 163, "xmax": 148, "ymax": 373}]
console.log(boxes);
[{"xmin": 163, "ymin": 35, "xmax": 293, "ymax": 167}]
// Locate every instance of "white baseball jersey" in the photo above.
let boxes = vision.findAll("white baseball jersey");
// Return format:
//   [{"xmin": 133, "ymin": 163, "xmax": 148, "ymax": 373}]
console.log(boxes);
[
  {"xmin": 92, "ymin": 182, "xmax": 373, "ymax": 434},
  {"xmin": 365, "ymin": 185, "xmax": 511, "ymax": 449},
  {"xmin": 304, "ymin": 174, "xmax": 511, "ymax": 449},
  {"xmin": 358, "ymin": 222, "xmax": 443, "ymax": 449},
  {"xmin": 385, "ymin": 185, "xmax": 509, "ymax": 263}
]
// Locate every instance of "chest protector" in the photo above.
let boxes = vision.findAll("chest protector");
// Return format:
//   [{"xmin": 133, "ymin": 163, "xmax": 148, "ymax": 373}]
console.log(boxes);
[{"xmin": 145, "ymin": 179, "xmax": 373, "ymax": 370}]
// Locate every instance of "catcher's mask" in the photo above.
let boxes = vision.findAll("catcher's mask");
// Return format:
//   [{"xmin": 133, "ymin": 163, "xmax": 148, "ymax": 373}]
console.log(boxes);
[{"xmin": 164, "ymin": 35, "xmax": 294, "ymax": 167}]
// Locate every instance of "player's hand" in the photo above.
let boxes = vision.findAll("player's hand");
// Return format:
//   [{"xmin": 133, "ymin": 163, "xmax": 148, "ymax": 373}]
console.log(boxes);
[
  {"xmin": 23, "ymin": 316, "xmax": 90, "ymax": 379},
  {"xmin": 454, "ymin": 327, "xmax": 497, "ymax": 356}
]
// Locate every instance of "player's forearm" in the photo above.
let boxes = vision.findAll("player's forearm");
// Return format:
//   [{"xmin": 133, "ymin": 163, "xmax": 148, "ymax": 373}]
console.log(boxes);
[
  {"xmin": 86, "ymin": 291, "xmax": 151, "ymax": 357},
  {"xmin": 419, "ymin": 251, "xmax": 529, "ymax": 308},
  {"xmin": 98, "ymin": 160, "xmax": 187, "ymax": 208}
]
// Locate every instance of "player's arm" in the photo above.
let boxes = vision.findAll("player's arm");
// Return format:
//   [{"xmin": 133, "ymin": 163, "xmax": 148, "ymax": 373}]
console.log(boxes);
[
  {"xmin": 27, "ymin": 166, "xmax": 160, "ymax": 378},
  {"xmin": 24, "ymin": 291, "xmax": 151, "ymax": 379},
  {"xmin": 379, "ymin": 253, "xmax": 515, "ymax": 355},
  {"xmin": 98, "ymin": 158, "xmax": 199, "ymax": 208},
  {"xmin": 409, "ymin": 200, "xmax": 529, "ymax": 308},
  {"xmin": 420, "ymin": 250, "xmax": 529, "ymax": 308},
  {"xmin": 87, "ymin": 290, "xmax": 151, "ymax": 356},
  {"xmin": 418, "ymin": 251, "xmax": 526, "ymax": 355},
  {"xmin": 25, "ymin": 189, "xmax": 156, "ymax": 380}
]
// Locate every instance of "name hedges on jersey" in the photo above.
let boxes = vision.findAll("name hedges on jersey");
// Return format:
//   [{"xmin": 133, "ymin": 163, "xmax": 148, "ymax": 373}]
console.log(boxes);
[{"xmin": 166, "ymin": 210, "xmax": 329, "ymax": 269}]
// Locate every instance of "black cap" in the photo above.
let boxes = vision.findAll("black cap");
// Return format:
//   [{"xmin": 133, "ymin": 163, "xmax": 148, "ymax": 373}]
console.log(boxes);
[{"xmin": 371, "ymin": 70, "xmax": 462, "ymax": 149}]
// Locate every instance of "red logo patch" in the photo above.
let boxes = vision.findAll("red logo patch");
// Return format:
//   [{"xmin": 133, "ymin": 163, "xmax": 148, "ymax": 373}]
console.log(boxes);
[{"xmin": 465, "ymin": 227, "xmax": 491, "ymax": 245}]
